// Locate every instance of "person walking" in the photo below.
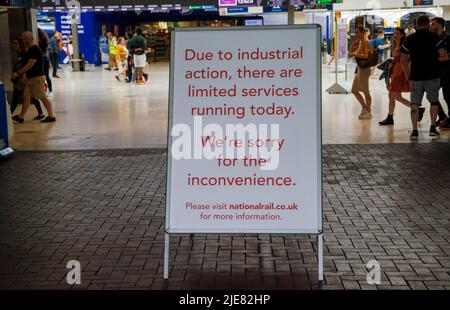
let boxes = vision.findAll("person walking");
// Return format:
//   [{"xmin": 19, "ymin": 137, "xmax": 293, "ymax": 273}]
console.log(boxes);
[
  {"xmin": 130, "ymin": 28, "xmax": 147, "ymax": 85},
  {"xmin": 370, "ymin": 29, "xmax": 391, "ymax": 76},
  {"xmin": 115, "ymin": 37, "xmax": 128, "ymax": 82},
  {"xmin": 63, "ymin": 36, "xmax": 74, "ymax": 64},
  {"xmin": 9, "ymin": 38, "xmax": 45, "ymax": 120},
  {"xmin": 400, "ymin": 15, "xmax": 448, "ymax": 140},
  {"xmin": 431, "ymin": 17, "xmax": 450, "ymax": 129},
  {"xmin": 125, "ymin": 32, "xmax": 134, "ymax": 83},
  {"xmin": 37, "ymin": 28, "xmax": 52, "ymax": 96},
  {"xmin": 57, "ymin": 32, "xmax": 63, "ymax": 69},
  {"xmin": 405, "ymin": 23, "xmax": 416, "ymax": 37},
  {"xmin": 350, "ymin": 26, "xmax": 373, "ymax": 119},
  {"xmin": 49, "ymin": 31, "xmax": 60, "ymax": 78},
  {"xmin": 11, "ymin": 31, "xmax": 56, "ymax": 123},
  {"xmin": 379, "ymin": 28, "xmax": 425, "ymax": 125},
  {"xmin": 106, "ymin": 32, "xmax": 117, "ymax": 70}
]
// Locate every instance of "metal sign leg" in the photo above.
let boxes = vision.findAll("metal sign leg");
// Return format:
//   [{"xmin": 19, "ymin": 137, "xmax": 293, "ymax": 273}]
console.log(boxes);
[
  {"xmin": 318, "ymin": 233, "xmax": 324, "ymax": 281},
  {"xmin": 164, "ymin": 233, "xmax": 169, "ymax": 279}
]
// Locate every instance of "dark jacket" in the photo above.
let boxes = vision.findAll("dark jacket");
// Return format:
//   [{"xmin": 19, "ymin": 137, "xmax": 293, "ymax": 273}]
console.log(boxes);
[{"xmin": 49, "ymin": 37, "xmax": 60, "ymax": 55}]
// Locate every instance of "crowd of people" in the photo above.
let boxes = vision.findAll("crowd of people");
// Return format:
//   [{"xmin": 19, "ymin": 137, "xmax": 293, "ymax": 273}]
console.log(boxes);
[
  {"xmin": 10, "ymin": 30, "xmax": 58, "ymax": 123},
  {"xmin": 350, "ymin": 15, "xmax": 450, "ymax": 140},
  {"xmin": 8, "ymin": 17, "xmax": 449, "ymax": 141},
  {"xmin": 105, "ymin": 28, "xmax": 151, "ymax": 85}
]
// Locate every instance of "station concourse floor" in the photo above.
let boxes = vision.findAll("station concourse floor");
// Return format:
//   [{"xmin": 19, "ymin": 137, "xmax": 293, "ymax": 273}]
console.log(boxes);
[
  {"xmin": 9, "ymin": 61, "xmax": 450, "ymax": 150},
  {"xmin": 1, "ymin": 62, "xmax": 449, "ymax": 290}
]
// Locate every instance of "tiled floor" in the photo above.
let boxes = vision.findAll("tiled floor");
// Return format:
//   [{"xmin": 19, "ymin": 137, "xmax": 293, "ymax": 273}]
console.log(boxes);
[
  {"xmin": 9, "ymin": 62, "xmax": 450, "ymax": 151},
  {"xmin": 0, "ymin": 144, "xmax": 449, "ymax": 290}
]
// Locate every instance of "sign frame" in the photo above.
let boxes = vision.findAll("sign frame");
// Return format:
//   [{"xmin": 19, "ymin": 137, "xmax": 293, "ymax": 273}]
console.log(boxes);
[
  {"xmin": 164, "ymin": 24, "xmax": 323, "ymax": 281},
  {"xmin": 0, "ymin": 83, "xmax": 14, "ymax": 159}
]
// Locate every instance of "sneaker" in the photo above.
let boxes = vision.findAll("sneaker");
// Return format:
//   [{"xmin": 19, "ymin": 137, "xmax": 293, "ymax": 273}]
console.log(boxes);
[
  {"xmin": 379, "ymin": 116, "xmax": 394, "ymax": 125},
  {"xmin": 53, "ymin": 75, "xmax": 60, "ymax": 78},
  {"xmin": 410, "ymin": 129, "xmax": 419, "ymax": 140},
  {"xmin": 439, "ymin": 119, "xmax": 450, "ymax": 129},
  {"xmin": 358, "ymin": 109, "xmax": 367, "ymax": 119},
  {"xmin": 12, "ymin": 115, "xmax": 24, "ymax": 123},
  {"xmin": 115, "ymin": 75, "xmax": 120, "ymax": 81},
  {"xmin": 418, "ymin": 107, "xmax": 425, "ymax": 123},
  {"xmin": 104, "ymin": 68, "xmax": 112, "ymax": 71},
  {"xmin": 40, "ymin": 116, "xmax": 56, "ymax": 123},
  {"xmin": 436, "ymin": 119, "xmax": 443, "ymax": 127},
  {"xmin": 33, "ymin": 114, "xmax": 45, "ymax": 121},
  {"xmin": 359, "ymin": 110, "xmax": 372, "ymax": 119},
  {"xmin": 429, "ymin": 126, "xmax": 440, "ymax": 137}
]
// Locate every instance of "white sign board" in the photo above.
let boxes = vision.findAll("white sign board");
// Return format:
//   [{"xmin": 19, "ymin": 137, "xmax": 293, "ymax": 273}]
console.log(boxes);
[
  {"xmin": 166, "ymin": 25, "xmax": 322, "ymax": 235},
  {"xmin": 337, "ymin": 19, "xmax": 348, "ymax": 61}
]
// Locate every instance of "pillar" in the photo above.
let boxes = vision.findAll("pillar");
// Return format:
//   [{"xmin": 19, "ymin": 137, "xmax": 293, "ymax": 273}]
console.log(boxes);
[
  {"xmin": 443, "ymin": 6, "xmax": 450, "ymax": 20},
  {"xmin": 288, "ymin": 5, "xmax": 295, "ymax": 25}
]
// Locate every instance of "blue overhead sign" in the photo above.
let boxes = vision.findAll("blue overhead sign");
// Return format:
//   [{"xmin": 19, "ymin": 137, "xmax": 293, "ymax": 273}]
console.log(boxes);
[
  {"xmin": 263, "ymin": 6, "xmax": 288, "ymax": 13},
  {"xmin": 227, "ymin": 6, "xmax": 249, "ymax": 13}
]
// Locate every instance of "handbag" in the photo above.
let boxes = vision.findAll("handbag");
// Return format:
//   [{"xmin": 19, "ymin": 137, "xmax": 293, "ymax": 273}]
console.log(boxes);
[{"xmin": 356, "ymin": 50, "xmax": 379, "ymax": 69}]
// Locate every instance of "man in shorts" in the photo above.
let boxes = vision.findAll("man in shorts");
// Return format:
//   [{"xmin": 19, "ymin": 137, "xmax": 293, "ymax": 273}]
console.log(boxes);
[
  {"xmin": 400, "ymin": 15, "xmax": 448, "ymax": 140},
  {"xmin": 431, "ymin": 17, "xmax": 450, "ymax": 129},
  {"xmin": 12, "ymin": 31, "xmax": 56, "ymax": 123},
  {"xmin": 130, "ymin": 28, "xmax": 147, "ymax": 85},
  {"xmin": 106, "ymin": 32, "xmax": 117, "ymax": 71}
]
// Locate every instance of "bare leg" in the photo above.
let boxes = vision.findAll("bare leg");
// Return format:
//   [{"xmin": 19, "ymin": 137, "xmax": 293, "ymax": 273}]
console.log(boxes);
[
  {"xmin": 327, "ymin": 56, "xmax": 334, "ymax": 66},
  {"xmin": 388, "ymin": 92, "xmax": 396, "ymax": 115},
  {"xmin": 395, "ymin": 93, "xmax": 411, "ymax": 108},
  {"xmin": 352, "ymin": 91, "xmax": 367, "ymax": 110},
  {"xmin": 430, "ymin": 105, "xmax": 438, "ymax": 127},
  {"xmin": 40, "ymin": 96, "xmax": 55, "ymax": 118},
  {"xmin": 363, "ymin": 91, "xmax": 372, "ymax": 112}
]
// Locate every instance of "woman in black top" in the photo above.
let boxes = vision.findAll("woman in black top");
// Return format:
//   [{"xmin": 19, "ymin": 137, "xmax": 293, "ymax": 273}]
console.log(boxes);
[{"xmin": 38, "ymin": 28, "xmax": 52, "ymax": 94}]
